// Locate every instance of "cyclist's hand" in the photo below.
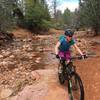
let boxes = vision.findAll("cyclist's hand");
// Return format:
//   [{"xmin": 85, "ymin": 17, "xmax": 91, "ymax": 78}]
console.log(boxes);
[{"xmin": 56, "ymin": 54, "xmax": 59, "ymax": 58}]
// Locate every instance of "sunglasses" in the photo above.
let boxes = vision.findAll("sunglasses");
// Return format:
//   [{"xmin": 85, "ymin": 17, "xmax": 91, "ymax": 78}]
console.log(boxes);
[{"xmin": 68, "ymin": 35, "xmax": 72, "ymax": 37}]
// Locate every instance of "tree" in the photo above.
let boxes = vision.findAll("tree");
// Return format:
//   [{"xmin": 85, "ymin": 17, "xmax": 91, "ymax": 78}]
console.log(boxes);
[
  {"xmin": 23, "ymin": 0, "xmax": 51, "ymax": 32},
  {"xmin": 62, "ymin": 8, "xmax": 72, "ymax": 28},
  {"xmin": 48, "ymin": 0, "xmax": 60, "ymax": 21},
  {"xmin": 79, "ymin": 0, "xmax": 100, "ymax": 35},
  {"xmin": 0, "ymin": 0, "xmax": 17, "ymax": 32},
  {"xmin": 73, "ymin": 8, "xmax": 80, "ymax": 30},
  {"xmin": 56, "ymin": 10, "xmax": 62, "ymax": 22},
  {"xmin": 53, "ymin": 0, "xmax": 57, "ymax": 21}
]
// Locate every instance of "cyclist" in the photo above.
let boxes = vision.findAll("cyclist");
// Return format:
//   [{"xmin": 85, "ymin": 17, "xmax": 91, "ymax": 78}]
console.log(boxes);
[{"xmin": 55, "ymin": 30, "xmax": 85, "ymax": 63}]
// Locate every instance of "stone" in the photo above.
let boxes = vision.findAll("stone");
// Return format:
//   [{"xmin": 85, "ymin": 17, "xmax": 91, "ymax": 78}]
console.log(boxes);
[
  {"xmin": 35, "ymin": 57, "xmax": 41, "ymax": 63},
  {"xmin": 0, "ymin": 88, "xmax": 13, "ymax": 99},
  {"xmin": 9, "ymin": 55, "xmax": 15, "ymax": 59},
  {"xmin": 35, "ymin": 59, "xmax": 40, "ymax": 63},
  {"xmin": 23, "ymin": 39, "xmax": 27, "ymax": 42},
  {"xmin": 32, "ymin": 53, "xmax": 37, "ymax": 57},
  {"xmin": 27, "ymin": 47, "xmax": 33, "ymax": 52},
  {"xmin": 31, "ymin": 71, "xmax": 40, "ymax": 81},
  {"xmin": 1, "ymin": 61, "xmax": 8, "ymax": 66},
  {"xmin": 36, "ymin": 57, "xmax": 41, "ymax": 60},
  {"xmin": 0, "ymin": 55, "xmax": 3, "ymax": 58},
  {"xmin": 14, "ymin": 49, "xmax": 21, "ymax": 54},
  {"xmin": 29, "ymin": 56, "xmax": 33, "ymax": 59},
  {"xmin": 36, "ymin": 47, "xmax": 43, "ymax": 52},
  {"xmin": 2, "ymin": 51, "xmax": 11, "ymax": 57}
]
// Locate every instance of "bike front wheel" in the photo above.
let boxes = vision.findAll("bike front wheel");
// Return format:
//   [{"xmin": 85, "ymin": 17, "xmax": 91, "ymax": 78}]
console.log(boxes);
[
  {"xmin": 58, "ymin": 62, "xmax": 65, "ymax": 84},
  {"xmin": 68, "ymin": 73, "xmax": 84, "ymax": 100}
]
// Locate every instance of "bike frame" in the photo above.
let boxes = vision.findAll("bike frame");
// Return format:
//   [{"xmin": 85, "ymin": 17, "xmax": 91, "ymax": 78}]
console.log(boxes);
[{"xmin": 58, "ymin": 58, "xmax": 84, "ymax": 100}]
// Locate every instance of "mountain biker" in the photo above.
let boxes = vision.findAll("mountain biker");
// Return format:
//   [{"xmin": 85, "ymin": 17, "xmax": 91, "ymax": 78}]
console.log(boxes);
[{"xmin": 55, "ymin": 30, "xmax": 85, "ymax": 63}]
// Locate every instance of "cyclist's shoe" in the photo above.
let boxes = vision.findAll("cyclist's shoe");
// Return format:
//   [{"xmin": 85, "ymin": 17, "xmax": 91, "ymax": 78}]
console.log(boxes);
[
  {"xmin": 81, "ymin": 54, "xmax": 87, "ymax": 59},
  {"xmin": 58, "ymin": 66, "xmax": 63, "ymax": 73}
]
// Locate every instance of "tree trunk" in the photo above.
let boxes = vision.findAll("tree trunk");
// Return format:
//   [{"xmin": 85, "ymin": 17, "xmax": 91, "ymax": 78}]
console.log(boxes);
[{"xmin": 93, "ymin": 27, "xmax": 98, "ymax": 36}]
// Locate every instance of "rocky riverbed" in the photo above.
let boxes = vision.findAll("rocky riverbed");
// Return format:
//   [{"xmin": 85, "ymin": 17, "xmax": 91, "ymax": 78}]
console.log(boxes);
[{"xmin": 0, "ymin": 29, "xmax": 100, "ymax": 100}]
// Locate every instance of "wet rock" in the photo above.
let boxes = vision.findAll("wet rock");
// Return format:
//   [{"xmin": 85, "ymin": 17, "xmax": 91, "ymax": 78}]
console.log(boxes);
[
  {"xmin": 13, "ymin": 68, "xmax": 19, "ymax": 72},
  {"xmin": 19, "ymin": 66, "xmax": 23, "ymax": 70},
  {"xmin": 32, "ymin": 52, "xmax": 38, "ymax": 57},
  {"xmin": 27, "ymin": 38, "xmax": 32, "ymax": 42},
  {"xmin": 23, "ymin": 44, "xmax": 30, "ymax": 48},
  {"xmin": 14, "ymin": 49, "xmax": 21, "ymax": 54},
  {"xmin": 26, "ymin": 47, "xmax": 33, "ymax": 52},
  {"xmin": 36, "ymin": 57, "xmax": 41, "ymax": 60},
  {"xmin": 9, "ymin": 55, "xmax": 15, "ymax": 59},
  {"xmin": 19, "ymin": 53, "xmax": 33, "ymax": 61},
  {"xmin": 29, "ymin": 56, "xmax": 33, "ymax": 59},
  {"xmin": 0, "ymin": 55, "xmax": 3, "ymax": 58},
  {"xmin": 2, "ymin": 51, "xmax": 11, "ymax": 57},
  {"xmin": 31, "ymin": 71, "xmax": 40, "ymax": 81},
  {"xmin": 14, "ymin": 39, "xmax": 21, "ymax": 42},
  {"xmin": 35, "ymin": 60, "xmax": 40, "ymax": 63},
  {"xmin": 0, "ymin": 88, "xmax": 13, "ymax": 99},
  {"xmin": 23, "ymin": 39, "xmax": 27, "ymax": 42},
  {"xmin": 36, "ymin": 47, "xmax": 43, "ymax": 52},
  {"xmin": 35, "ymin": 57, "xmax": 41, "ymax": 63},
  {"xmin": 7, "ymin": 61, "xmax": 16, "ymax": 66},
  {"xmin": 0, "ymin": 61, "xmax": 17, "ymax": 70},
  {"xmin": 91, "ymin": 40, "xmax": 100, "ymax": 45},
  {"xmin": 0, "ymin": 61, "xmax": 8, "ymax": 66}
]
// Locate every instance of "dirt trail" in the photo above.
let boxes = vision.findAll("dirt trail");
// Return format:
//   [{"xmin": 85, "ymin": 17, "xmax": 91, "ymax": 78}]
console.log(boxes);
[
  {"xmin": 0, "ymin": 29, "xmax": 100, "ymax": 100},
  {"xmin": 9, "ymin": 69, "xmax": 69, "ymax": 100}
]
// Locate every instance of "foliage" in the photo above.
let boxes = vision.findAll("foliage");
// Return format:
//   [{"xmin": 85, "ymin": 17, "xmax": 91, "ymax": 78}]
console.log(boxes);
[
  {"xmin": 22, "ymin": 0, "xmax": 51, "ymax": 32},
  {"xmin": 0, "ymin": 0, "xmax": 16, "ymax": 32},
  {"xmin": 1, "ymin": 0, "xmax": 100, "ymax": 35},
  {"xmin": 0, "ymin": 0, "xmax": 51, "ymax": 33},
  {"xmin": 79, "ymin": 0, "xmax": 100, "ymax": 34}
]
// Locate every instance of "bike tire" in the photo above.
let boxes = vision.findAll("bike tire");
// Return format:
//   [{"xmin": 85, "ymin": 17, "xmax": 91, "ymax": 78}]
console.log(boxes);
[
  {"xmin": 58, "ymin": 72, "xmax": 65, "ymax": 84},
  {"xmin": 58, "ymin": 63, "xmax": 65, "ymax": 84},
  {"xmin": 68, "ymin": 73, "xmax": 84, "ymax": 100}
]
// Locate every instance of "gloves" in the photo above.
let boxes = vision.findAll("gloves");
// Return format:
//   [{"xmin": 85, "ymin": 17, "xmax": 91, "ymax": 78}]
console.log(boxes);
[{"xmin": 56, "ymin": 54, "xmax": 59, "ymax": 58}]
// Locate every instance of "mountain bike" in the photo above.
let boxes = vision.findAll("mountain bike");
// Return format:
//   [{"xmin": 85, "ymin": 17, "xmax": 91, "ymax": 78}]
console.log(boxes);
[
  {"xmin": 51, "ymin": 52, "xmax": 99, "ymax": 100},
  {"xmin": 57, "ymin": 55, "xmax": 85, "ymax": 100}
]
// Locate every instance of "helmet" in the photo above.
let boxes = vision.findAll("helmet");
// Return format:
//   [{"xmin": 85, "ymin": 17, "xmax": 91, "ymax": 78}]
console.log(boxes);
[{"xmin": 64, "ymin": 30, "xmax": 74, "ymax": 37}]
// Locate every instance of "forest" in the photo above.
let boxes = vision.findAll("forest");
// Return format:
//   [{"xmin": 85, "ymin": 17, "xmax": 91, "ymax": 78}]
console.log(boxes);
[{"xmin": 0, "ymin": 0, "xmax": 100, "ymax": 35}]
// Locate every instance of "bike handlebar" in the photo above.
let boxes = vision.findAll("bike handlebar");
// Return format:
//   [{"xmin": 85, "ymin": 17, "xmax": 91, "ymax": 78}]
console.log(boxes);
[{"xmin": 51, "ymin": 53, "xmax": 99, "ymax": 60}]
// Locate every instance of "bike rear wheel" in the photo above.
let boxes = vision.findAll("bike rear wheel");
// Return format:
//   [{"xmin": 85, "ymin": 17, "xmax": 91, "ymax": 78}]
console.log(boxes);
[{"xmin": 68, "ymin": 73, "xmax": 84, "ymax": 100}]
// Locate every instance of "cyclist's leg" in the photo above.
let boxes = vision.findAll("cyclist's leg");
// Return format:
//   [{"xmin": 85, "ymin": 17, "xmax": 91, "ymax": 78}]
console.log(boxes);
[
  {"xmin": 58, "ymin": 51, "xmax": 66, "ymax": 72},
  {"xmin": 65, "ymin": 50, "xmax": 71, "ymax": 64},
  {"xmin": 58, "ymin": 51, "xmax": 65, "ymax": 58},
  {"xmin": 58, "ymin": 51, "xmax": 65, "ymax": 64},
  {"xmin": 58, "ymin": 51, "xmax": 66, "ymax": 84}
]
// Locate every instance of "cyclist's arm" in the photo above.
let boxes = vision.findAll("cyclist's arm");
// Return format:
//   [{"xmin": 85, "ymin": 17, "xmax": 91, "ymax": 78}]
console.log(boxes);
[
  {"xmin": 73, "ymin": 43, "xmax": 84, "ymax": 55},
  {"xmin": 55, "ymin": 41, "xmax": 61, "ymax": 55}
]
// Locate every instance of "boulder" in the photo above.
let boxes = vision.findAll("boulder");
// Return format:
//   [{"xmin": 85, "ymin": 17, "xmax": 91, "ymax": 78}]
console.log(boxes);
[{"xmin": 0, "ymin": 88, "xmax": 13, "ymax": 99}]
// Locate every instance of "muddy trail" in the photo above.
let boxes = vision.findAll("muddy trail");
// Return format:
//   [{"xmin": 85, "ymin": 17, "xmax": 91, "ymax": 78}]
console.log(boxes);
[{"xmin": 0, "ymin": 29, "xmax": 100, "ymax": 100}]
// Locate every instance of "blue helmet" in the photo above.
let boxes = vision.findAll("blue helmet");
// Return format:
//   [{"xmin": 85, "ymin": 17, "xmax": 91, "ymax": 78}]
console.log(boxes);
[{"xmin": 64, "ymin": 30, "xmax": 74, "ymax": 37}]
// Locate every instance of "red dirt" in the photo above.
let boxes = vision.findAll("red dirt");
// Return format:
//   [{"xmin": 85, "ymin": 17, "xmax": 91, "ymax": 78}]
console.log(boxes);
[{"xmin": 4, "ymin": 29, "xmax": 100, "ymax": 100}]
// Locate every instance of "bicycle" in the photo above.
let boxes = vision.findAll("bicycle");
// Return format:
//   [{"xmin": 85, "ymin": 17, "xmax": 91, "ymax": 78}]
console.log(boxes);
[
  {"xmin": 57, "ymin": 55, "xmax": 86, "ymax": 100},
  {"xmin": 51, "ymin": 52, "xmax": 99, "ymax": 100}
]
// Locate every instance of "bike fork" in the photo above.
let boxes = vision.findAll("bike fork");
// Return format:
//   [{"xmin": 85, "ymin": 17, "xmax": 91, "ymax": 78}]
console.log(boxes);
[{"xmin": 68, "ymin": 79, "xmax": 73, "ymax": 100}]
